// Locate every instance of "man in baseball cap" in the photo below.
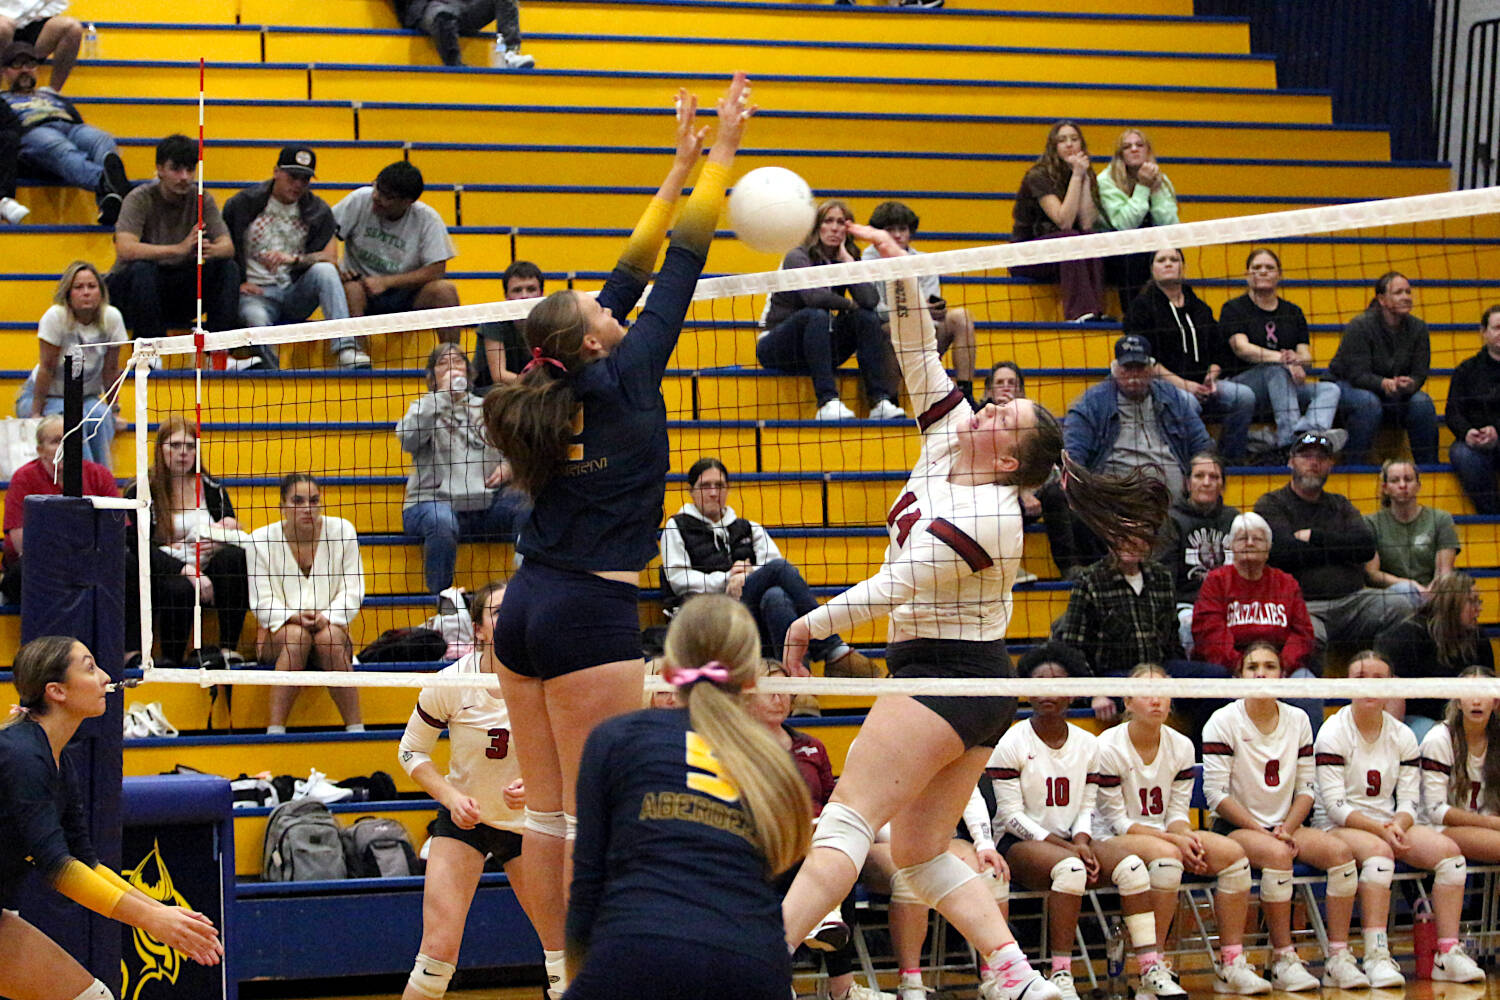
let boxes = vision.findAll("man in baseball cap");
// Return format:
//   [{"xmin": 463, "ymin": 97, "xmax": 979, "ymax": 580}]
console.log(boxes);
[{"xmin": 222, "ymin": 146, "xmax": 356, "ymax": 369}]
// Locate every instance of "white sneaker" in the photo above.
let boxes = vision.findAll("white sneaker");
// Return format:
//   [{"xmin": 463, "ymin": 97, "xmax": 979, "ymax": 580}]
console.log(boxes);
[
  {"xmin": 869, "ymin": 398, "xmax": 907, "ymax": 421},
  {"xmin": 897, "ymin": 982, "xmax": 932, "ymax": 1000},
  {"xmin": 980, "ymin": 968, "xmax": 1061, "ymax": 1000},
  {"xmin": 815, "ymin": 398, "xmax": 856, "ymax": 421},
  {"xmin": 1361, "ymin": 946, "xmax": 1404, "ymax": 989},
  {"xmin": 140, "ymin": 702, "xmax": 179, "ymax": 738},
  {"xmin": 1324, "ymin": 427, "xmax": 1349, "ymax": 454},
  {"xmin": 123, "ymin": 705, "xmax": 151, "ymax": 740},
  {"xmin": 1432, "ymin": 943, "xmax": 1484, "ymax": 983},
  {"xmin": 336, "ymin": 347, "xmax": 371, "ymax": 369},
  {"xmin": 1268, "ymin": 951, "xmax": 1320, "ymax": 992},
  {"xmin": 828, "ymin": 986, "xmax": 896, "ymax": 1000},
  {"xmin": 0, "ymin": 196, "xmax": 29, "ymax": 224},
  {"xmin": 805, "ymin": 908, "xmax": 849, "ymax": 952},
  {"xmin": 294, "ymin": 768, "xmax": 354, "ymax": 804},
  {"xmin": 1214, "ymin": 954, "xmax": 1271, "ymax": 995},
  {"xmin": 502, "ymin": 47, "xmax": 535, "ymax": 68},
  {"xmin": 1320, "ymin": 948, "xmax": 1370, "ymax": 989},
  {"xmin": 1049, "ymin": 969, "xmax": 1080, "ymax": 1000},
  {"xmin": 1136, "ymin": 964, "xmax": 1188, "ymax": 1000}
]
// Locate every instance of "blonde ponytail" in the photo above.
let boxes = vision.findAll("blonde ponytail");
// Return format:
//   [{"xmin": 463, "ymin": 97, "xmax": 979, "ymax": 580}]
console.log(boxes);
[{"xmin": 665, "ymin": 595, "xmax": 812, "ymax": 875}]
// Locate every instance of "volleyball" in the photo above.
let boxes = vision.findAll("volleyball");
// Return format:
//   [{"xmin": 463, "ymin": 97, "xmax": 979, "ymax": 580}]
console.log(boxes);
[{"xmin": 728, "ymin": 166, "xmax": 816, "ymax": 254}]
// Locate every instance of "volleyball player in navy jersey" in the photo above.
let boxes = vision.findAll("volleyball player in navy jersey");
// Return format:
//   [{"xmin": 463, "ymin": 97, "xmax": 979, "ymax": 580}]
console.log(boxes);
[
  {"xmin": 0, "ymin": 637, "xmax": 222, "ymax": 1000},
  {"xmin": 779, "ymin": 224, "xmax": 1166, "ymax": 1000},
  {"xmin": 482, "ymin": 74, "xmax": 753, "ymax": 997}
]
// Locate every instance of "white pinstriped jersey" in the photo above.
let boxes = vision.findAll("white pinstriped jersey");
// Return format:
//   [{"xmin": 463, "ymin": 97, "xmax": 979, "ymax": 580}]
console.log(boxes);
[
  {"xmin": 1313, "ymin": 705, "xmax": 1419, "ymax": 829},
  {"xmin": 398, "ymin": 652, "xmax": 523, "ymax": 832},
  {"xmin": 1094, "ymin": 723, "xmax": 1197, "ymax": 836},
  {"xmin": 1201, "ymin": 700, "xmax": 1316, "ymax": 829},
  {"xmin": 1419, "ymin": 722, "xmax": 1492, "ymax": 825},
  {"xmin": 986, "ymin": 720, "xmax": 1098, "ymax": 841}
]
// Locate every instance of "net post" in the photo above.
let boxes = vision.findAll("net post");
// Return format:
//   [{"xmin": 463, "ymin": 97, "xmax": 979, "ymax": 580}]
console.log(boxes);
[
  {"xmin": 62, "ymin": 346, "xmax": 83, "ymax": 496},
  {"xmin": 133, "ymin": 349, "xmax": 155, "ymax": 670}
]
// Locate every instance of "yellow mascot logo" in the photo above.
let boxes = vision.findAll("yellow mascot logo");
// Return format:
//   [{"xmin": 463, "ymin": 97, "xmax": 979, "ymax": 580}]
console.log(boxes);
[{"xmin": 119, "ymin": 840, "xmax": 194, "ymax": 1000}]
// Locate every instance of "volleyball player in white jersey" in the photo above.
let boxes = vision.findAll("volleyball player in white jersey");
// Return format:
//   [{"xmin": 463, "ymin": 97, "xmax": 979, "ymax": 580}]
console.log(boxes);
[
  {"xmin": 1094, "ymin": 664, "xmax": 1269, "ymax": 996},
  {"xmin": 1314, "ymin": 651, "xmax": 1483, "ymax": 983},
  {"xmin": 781, "ymin": 224, "xmax": 1165, "ymax": 1000},
  {"xmin": 398, "ymin": 583, "xmax": 548, "ymax": 1000},
  {"xmin": 1420, "ymin": 665, "xmax": 1500, "ymax": 862},
  {"xmin": 1201, "ymin": 642, "xmax": 1362, "ymax": 991}
]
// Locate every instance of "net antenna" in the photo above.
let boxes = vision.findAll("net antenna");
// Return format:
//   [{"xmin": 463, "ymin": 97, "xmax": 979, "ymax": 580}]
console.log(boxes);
[{"xmin": 190, "ymin": 57, "xmax": 207, "ymax": 660}]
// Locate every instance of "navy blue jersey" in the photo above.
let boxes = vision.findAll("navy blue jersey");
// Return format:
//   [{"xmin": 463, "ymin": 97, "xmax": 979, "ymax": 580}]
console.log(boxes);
[
  {"xmin": 567, "ymin": 708, "xmax": 784, "ymax": 963},
  {"xmin": 0, "ymin": 719, "xmax": 95, "ymax": 905},
  {"xmin": 518, "ymin": 245, "xmax": 707, "ymax": 572}
]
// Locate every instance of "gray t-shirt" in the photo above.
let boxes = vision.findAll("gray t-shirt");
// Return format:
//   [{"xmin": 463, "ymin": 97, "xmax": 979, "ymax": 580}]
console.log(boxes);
[
  {"xmin": 35, "ymin": 304, "xmax": 128, "ymax": 397},
  {"xmin": 1102, "ymin": 396, "xmax": 1184, "ymax": 497},
  {"xmin": 860, "ymin": 245, "xmax": 941, "ymax": 317},
  {"xmin": 332, "ymin": 186, "xmax": 456, "ymax": 278},
  {"xmin": 1365, "ymin": 506, "xmax": 1459, "ymax": 585},
  {"xmin": 109, "ymin": 181, "xmax": 228, "ymax": 275}
]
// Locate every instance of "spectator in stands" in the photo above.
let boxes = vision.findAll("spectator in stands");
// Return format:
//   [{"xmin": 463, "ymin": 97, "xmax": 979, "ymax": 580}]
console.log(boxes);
[
  {"xmin": 106, "ymin": 133, "xmax": 239, "ymax": 342},
  {"xmin": 1124, "ymin": 248, "xmax": 1255, "ymax": 461},
  {"xmin": 14, "ymin": 260, "xmax": 124, "ymax": 469},
  {"xmin": 123, "ymin": 416, "xmax": 250, "ymax": 664},
  {"xmin": 397, "ymin": 342, "xmax": 526, "ymax": 596},
  {"xmin": 0, "ymin": 94, "xmax": 25, "ymax": 223},
  {"xmin": 1009, "ymin": 120, "xmax": 1107, "ymax": 322},
  {"xmin": 249, "ymin": 472, "xmax": 365, "ymax": 734},
  {"xmin": 1, "ymin": 413, "xmax": 117, "ymax": 604},
  {"xmin": 472, "ymin": 259, "xmax": 543, "ymax": 393},
  {"xmin": 1364, "ymin": 459, "xmax": 1457, "ymax": 597},
  {"xmin": 1376, "ymin": 573, "xmax": 1492, "ymax": 742},
  {"xmin": 390, "ymin": 0, "xmax": 533, "ymax": 69},
  {"xmin": 984, "ymin": 361, "xmax": 1044, "ymax": 582},
  {"xmin": 1445, "ymin": 304, "xmax": 1500, "ymax": 514},
  {"xmin": 334, "ymin": 160, "xmax": 459, "ymax": 349},
  {"xmin": 757, "ymin": 199, "xmax": 903, "ymax": 421},
  {"xmin": 1254, "ymin": 431, "xmax": 1417, "ymax": 652},
  {"xmin": 0, "ymin": 1, "xmax": 81, "ymax": 90},
  {"xmin": 1329, "ymin": 271, "xmax": 1436, "ymax": 465},
  {"xmin": 1097, "ymin": 128, "xmax": 1178, "ymax": 308},
  {"xmin": 660, "ymin": 457, "xmax": 875, "ymax": 676},
  {"xmin": 1218, "ymin": 247, "xmax": 1344, "ymax": 460},
  {"xmin": 861, "ymin": 200, "xmax": 978, "ymax": 400},
  {"xmin": 1153, "ymin": 452, "xmax": 1237, "ymax": 652},
  {"xmin": 2, "ymin": 41, "xmax": 127, "ymax": 225},
  {"xmin": 223, "ymin": 146, "xmax": 358, "ymax": 370}
]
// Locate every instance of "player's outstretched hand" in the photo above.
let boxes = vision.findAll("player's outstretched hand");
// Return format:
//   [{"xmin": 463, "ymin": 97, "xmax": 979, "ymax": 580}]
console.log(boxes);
[
  {"xmin": 847, "ymin": 223, "xmax": 902, "ymax": 260},
  {"xmin": 671, "ymin": 87, "xmax": 708, "ymax": 169},
  {"xmin": 711, "ymin": 72, "xmax": 756, "ymax": 155}
]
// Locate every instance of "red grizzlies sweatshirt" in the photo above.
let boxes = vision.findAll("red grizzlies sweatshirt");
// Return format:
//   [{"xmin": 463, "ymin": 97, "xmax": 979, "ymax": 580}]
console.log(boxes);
[{"xmin": 1192, "ymin": 564, "xmax": 1316, "ymax": 674}]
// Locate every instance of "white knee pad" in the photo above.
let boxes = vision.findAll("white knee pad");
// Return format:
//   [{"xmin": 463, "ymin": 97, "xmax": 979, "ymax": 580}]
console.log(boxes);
[
  {"xmin": 1326, "ymin": 860, "xmax": 1359, "ymax": 898},
  {"xmin": 1217, "ymin": 856, "xmax": 1252, "ymax": 894},
  {"xmin": 1360, "ymin": 855, "xmax": 1395, "ymax": 888},
  {"xmin": 897, "ymin": 851, "xmax": 980, "ymax": 908},
  {"xmin": 889, "ymin": 868, "xmax": 921, "ymax": 905},
  {"xmin": 1050, "ymin": 855, "xmax": 1088, "ymax": 896},
  {"xmin": 408, "ymin": 953, "xmax": 456, "ymax": 1000},
  {"xmin": 988, "ymin": 871, "xmax": 1010, "ymax": 903},
  {"xmin": 1434, "ymin": 855, "xmax": 1468, "ymax": 887},
  {"xmin": 1113, "ymin": 854, "xmax": 1152, "ymax": 896},
  {"xmin": 811, "ymin": 801, "xmax": 876, "ymax": 872},
  {"xmin": 1146, "ymin": 856, "xmax": 1183, "ymax": 893},
  {"xmin": 70, "ymin": 980, "xmax": 113, "ymax": 1000},
  {"xmin": 564, "ymin": 812, "xmax": 577, "ymax": 842},
  {"xmin": 1260, "ymin": 868, "xmax": 1295, "ymax": 903},
  {"xmin": 524, "ymin": 807, "xmax": 567, "ymax": 839}
]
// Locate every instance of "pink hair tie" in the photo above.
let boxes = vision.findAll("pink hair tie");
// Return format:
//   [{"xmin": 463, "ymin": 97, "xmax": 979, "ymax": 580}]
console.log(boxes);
[
  {"xmin": 7, "ymin": 705, "xmax": 29, "ymax": 719},
  {"xmin": 520, "ymin": 346, "xmax": 567, "ymax": 376},
  {"xmin": 664, "ymin": 660, "xmax": 731, "ymax": 689}
]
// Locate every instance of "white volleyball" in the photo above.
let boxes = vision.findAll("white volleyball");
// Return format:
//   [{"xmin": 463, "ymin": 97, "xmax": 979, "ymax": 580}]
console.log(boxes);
[{"xmin": 729, "ymin": 166, "xmax": 816, "ymax": 255}]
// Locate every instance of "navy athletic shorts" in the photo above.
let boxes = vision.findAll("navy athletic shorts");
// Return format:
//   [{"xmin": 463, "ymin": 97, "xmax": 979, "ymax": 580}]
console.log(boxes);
[{"xmin": 493, "ymin": 559, "xmax": 642, "ymax": 679}]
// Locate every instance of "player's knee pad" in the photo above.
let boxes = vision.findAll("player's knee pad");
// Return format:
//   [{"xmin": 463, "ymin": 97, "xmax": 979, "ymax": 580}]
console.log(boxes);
[
  {"xmin": 1049, "ymin": 855, "xmax": 1088, "ymax": 896},
  {"xmin": 1434, "ymin": 855, "xmax": 1467, "ymax": 887},
  {"xmin": 811, "ymin": 801, "xmax": 876, "ymax": 872},
  {"xmin": 897, "ymin": 851, "xmax": 980, "ymax": 908},
  {"xmin": 1259, "ymin": 868, "xmax": 1295, "ymax": 903},
  {"xmin": 1217, "ymin": 856, "xmax": 1252, "ymax": 894},
  {"xmin": 988, "ymin": 871, "xmax": 1010, "ymax": 903},
  {"xmin": 889, "ymin": 868, "xmax": 922, "ymax": 905},
  {"xmin": 564, "ymin": 812, "xmax": 577, "ymax": 842},
  {"xmin": 408, "ymin": 954, "xmax": 456, "ymax": 1000},
  {"xmin": 1326, "ymin": 860, "xmax": 1359, "ymax": 898},
  {"xmin": 524, "ymin": 807, "xmax": 567, "ymax": 839},
  {"xmin": 1113, "ymin": 854, "xmax": 1152, "ymax": 896},
  {"xmin": 1146, "ymin": 856, "xmax": 1183, "ymax": 893},
  {"xmin": 70, "ymin": 979, "xmax": 113, "ymax": 1000},
  {"xmin": 1360, "ymin": 855, "xmax": 1395, "ymax": 888}
]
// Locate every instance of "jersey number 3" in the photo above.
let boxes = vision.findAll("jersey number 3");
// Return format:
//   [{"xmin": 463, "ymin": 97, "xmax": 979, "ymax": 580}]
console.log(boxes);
[
  {"xmin": 686, "ymin": 731, "xmax": 740, "ymax": 803},
  {"xmin": 888, "ymin": 492, "xmax": 921, "ymax": 548},
  {"xmin": 486, "ymin": 728, "xmax": 510, "ymax": 760}
]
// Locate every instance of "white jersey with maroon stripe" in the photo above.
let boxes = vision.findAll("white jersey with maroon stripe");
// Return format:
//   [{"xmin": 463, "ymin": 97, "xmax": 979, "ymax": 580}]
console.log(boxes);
[
  {"xmin": 987, "ymin": 720, "xmax": 1099, "ymax": 842},
  {"xmin": 1201, "ymin": 700, "xmax": 1316, "ymax": 829},
  {"xmin": 1313, "ymin": 705, "xmax": 1419, "ymax": 829},
  {"xmin": 398, "ymin": 652, "xmax": 523, "ymax": 832},
  {"xmin": 803, "ymin": 277, "xmax": 1023, "ymax": 643},
  {"xmin": 1094, "ymin": 723, "xmax": 1197, "ymax": 836},
  {"xmin": 1419, "ymin": 722, "xmax": 1493, "ymax": 825}
]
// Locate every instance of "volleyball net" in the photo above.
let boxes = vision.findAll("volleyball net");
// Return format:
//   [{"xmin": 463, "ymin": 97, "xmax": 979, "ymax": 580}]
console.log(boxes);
[{"xmin": 110, "ymin": 185, "xmax": 1500, "ymax": 701}]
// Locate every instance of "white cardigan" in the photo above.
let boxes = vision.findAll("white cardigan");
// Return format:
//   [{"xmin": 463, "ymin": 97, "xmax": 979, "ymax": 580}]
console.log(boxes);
[{"xmin": 248, "ymin": 516, "xmax": 365, "ymax": 631}]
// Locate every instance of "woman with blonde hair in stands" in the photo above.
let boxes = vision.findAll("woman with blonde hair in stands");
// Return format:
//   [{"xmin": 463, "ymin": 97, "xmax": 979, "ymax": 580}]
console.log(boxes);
[
  {"xmin": 566, "ymin": 595, "xmax": 811, "ymax": 999},
  {"xmin": 1097, "ymin": 129, "xmax": 1178, "ymax": 308},
  {"xmin": 1419, "ymin": 665, "xmax": 1500, "ymax": 861}
]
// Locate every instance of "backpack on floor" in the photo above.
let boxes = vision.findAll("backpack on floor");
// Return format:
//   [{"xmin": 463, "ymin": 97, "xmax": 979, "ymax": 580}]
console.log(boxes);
[
  {"xmin": 340, "ymin": 816, "xmax": 420, "ymax": 878},
  {"xmin": 261, "ymin": 798, "xmax": 348, "ymax": 882}
]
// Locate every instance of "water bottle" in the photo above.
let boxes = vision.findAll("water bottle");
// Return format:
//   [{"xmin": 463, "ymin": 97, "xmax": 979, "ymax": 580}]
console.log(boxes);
[
  {"xmin": 1106, "ymin": 916, "xmax": 1127, "ymax": 1000},
  {"xmin": 83, "ymin": 23, "xmax": 100, "ymax": 59},
  {"xmin": 489, "ymin": 33, "xmax": 506, "ymax": 68},
  {"xmin": 1412, "ymin": 898, "xmax": 1435, "ymax": 979}
]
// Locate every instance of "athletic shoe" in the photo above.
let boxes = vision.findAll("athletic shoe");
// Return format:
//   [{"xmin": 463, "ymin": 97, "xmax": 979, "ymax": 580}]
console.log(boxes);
[
  {"xmin": 102, "ymin": 151, "xmax": 129, "ymax": 197},
  {"xmin": 899, "ymin": 0, "xmax": 945, "ymax": 7},
  {"xmin": 1267, "ymin": 951, "xmax": 1320, "ymax": 992},
  {"xmin": 336, "ymin": 347, "xmax": 372, "ymax": 370},
  {"xmin": 1324, "ymin": 428, "xmax": 1349, "ymax": 454},
  {"xmin": 869, "ymin": 398, "xmax": 907, "ymax": 421},
  {"xmin": 0, "ymin": 196, "xmax": 30, "ymax": 224},
  {"xmin": 1049, "ymin": 969, "xmax": 1080, "ymax": 1000},
  {"xmin": 815, "ymin": 398, "xmax": 856, "ymax": 421},
  {"xmin": 96, "ymin": 191, "xmax": 122, "ymax": 227},
  {"xmin": 897, "ymin": 983, "xmax": 932, "ymax": 1000},
  {"xmin": 980, "ymin": 968, "xmax": 1061, "ymax": 1000},
  {"xmin": 294, "ymin": 768, "xmax": 354, "ymax": 804},
  {"xmin": 140, "ymin": 702, "xmax": 179, "ymax": 738},
  {"xmin": 502, "ymin": 47, "xmax": 535, "ymax": 69},
  {"xmin": 826, "ymin": 647, "xmax": 883, "ymax": 678},
  {"xmin": 123, "ymin": 706, "xmax": 151, "ymax": 740},
  {"xmin": 1360, "ymin": 947, "xmax": 1404, "ymax": 989},
  {"xmin": 805, "ymin": 909, "xmax": 850, "ymax": 952},
  {"xmin": 825, "ymin": 985, "xmax": 896, "ymax": 1000},
  {"xmin": 1213, "ymin": 955, "xmax": 1271, "ymax": 995},
  {"xmin": 1320, "ymin": 948, "xmax": 1370, "ymax": 989},
  {"xmin": 1136, "ymin": 964, "xmax": 1188, "ymax": 1000},
  {"xmin": 1432, "ymin": 944, "xmax": 1484, "ymax": 983}
]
